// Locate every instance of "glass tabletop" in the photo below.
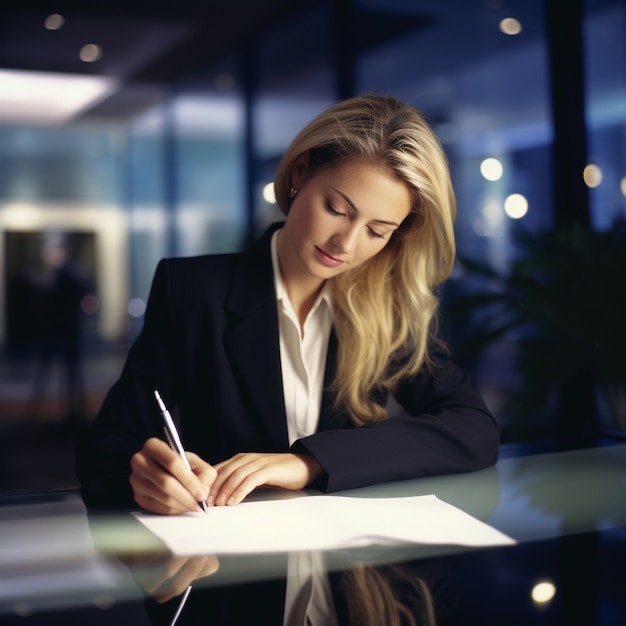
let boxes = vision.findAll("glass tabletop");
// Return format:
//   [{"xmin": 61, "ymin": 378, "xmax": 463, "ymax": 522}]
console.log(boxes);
[{"xmin": 1, "ymin": 443, "xmax": 625, "ymax": 624}]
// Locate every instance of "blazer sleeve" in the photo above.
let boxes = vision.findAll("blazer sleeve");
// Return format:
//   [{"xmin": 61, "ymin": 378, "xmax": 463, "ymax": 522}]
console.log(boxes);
[
  {"xmin": 75, "ymin": 258, "xmax": 184, "ymax": 509},
  {"xmin": 291, "ymin": 352, "xmax": 500, "ymax": 493}
]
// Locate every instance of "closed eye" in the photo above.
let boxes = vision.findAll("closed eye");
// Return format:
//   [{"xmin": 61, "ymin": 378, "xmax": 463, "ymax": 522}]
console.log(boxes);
[
  {"xmin": 367, "ymin": 226, "xmax": 385, "ymax": 239},
  {"xmin": 327, "ymin": 200, "xmax": 389, "ymax": 238},
  {"xmin": 325, "ymin": 201, "xmax": 345, "ymax": 217}
]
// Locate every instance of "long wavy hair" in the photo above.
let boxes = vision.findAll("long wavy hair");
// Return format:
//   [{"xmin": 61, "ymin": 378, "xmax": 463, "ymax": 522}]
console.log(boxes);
[
  {"xmin": 341, "ymin": 564, "xmax": 438, "ymax": 626},
  {"xmin": 274, "ymin": 95, "xmax": 456, "ymax": 425}
]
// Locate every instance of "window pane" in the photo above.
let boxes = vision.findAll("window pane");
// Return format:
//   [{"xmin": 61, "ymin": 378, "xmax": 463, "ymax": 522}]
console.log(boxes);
[
  {"xmin": 584, "ymin": 0, "xmax": 626, "ymax": 230},
  {"xmin": 357, "ymin": 0, "xmax": 552, "ymax": 443}
]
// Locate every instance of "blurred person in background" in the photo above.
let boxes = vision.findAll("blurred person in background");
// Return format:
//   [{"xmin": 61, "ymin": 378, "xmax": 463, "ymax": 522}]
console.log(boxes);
[{"xmin": 25, "ymin": 233, "xmax": 92, "ymax": 425}]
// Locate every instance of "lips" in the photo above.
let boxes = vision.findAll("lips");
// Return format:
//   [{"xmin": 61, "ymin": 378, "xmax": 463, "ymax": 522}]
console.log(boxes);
[{"xmin": 315, "ymin": 245, "xmax": 345, "ymax": 268}]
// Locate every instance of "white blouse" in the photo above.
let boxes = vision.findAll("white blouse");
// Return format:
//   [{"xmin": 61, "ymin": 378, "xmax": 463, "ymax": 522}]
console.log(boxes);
[{"xmin": 271, "ymin": 231, "xmax": 333, "ymax": 446}]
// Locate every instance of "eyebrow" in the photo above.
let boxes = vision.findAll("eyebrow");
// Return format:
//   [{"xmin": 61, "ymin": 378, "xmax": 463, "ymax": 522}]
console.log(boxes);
[{"xmin": 331, "ymin": 187, "xmax": 401, "ymax": 227}]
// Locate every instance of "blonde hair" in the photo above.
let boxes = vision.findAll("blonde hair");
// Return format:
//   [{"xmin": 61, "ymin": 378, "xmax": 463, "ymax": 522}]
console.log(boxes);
[
  {"xmin": 341, "ymin": 564, "xmax": 438, "ymax": 626},
  {"xmin": 274, "ymin": 95, "xmax": 456, "ymax": 425}
]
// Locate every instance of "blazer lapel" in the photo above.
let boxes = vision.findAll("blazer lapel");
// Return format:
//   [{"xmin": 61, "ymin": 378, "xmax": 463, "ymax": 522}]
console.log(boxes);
[
  {"xmin": 318, "ymin": 330, "xmax": 352, "ymax": 432},
  {"xmin": 222, "ymin": 223, "xmax": 350, "ymax": 446},
  {"xmin": 222, "ymin": 225, "xmax": 290, "ymax": 449}
]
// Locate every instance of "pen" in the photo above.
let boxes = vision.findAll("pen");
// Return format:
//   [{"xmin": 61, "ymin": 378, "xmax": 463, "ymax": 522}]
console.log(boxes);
[{"xmin": 154, "ymin": 389, "xmax": 209, "ymax": 514}]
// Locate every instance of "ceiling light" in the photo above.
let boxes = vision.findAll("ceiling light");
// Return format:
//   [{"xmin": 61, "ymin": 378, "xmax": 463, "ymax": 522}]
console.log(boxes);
[
  {"xmin": 0, "ymin": 69, "xmax": 118, "ymax": 125},
  {"xmin": 79, "ymin": 44, "xmax": 103, "ymax": 63},
  {"xmin": 583, "ymin": 164, "xmax": 602, "ymax": 188},
  {"xmin": 499, "ymin": 17, "xmax": 522, "ymax": 35},
  {"xmin": 531, "ymin": 581, "xmax": 556, "ymax": 604},
  {"xmin": 504, "ymin": 193, "xmax": 529, "ymax": 219},
  {"xmin": 480, "ymin": 157, "xmax": 504, "ymax": 181},
  {"xmin": 44, "ymin": 14, "xmax": 65, "ymax": 30},
  {"xmin": 262, "ymin": 182, "xmax": 276, "ymax": 204}
]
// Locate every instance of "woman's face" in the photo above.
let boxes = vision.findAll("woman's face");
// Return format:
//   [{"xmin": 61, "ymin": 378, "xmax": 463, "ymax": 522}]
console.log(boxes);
[{"xmin": 276, "ymin": 158, "xmax": 412, "ymax": 292}]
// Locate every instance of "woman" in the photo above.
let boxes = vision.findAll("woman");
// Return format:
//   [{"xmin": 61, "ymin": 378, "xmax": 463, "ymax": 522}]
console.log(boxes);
[{"xmin": 75, "ymin": 95, "xmax": 499, "ymax": 513}]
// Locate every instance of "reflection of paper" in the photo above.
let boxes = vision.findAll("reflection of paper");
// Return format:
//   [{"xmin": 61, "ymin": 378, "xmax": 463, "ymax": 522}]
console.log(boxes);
[{"xmin": 134, "ymin": 494, "xmax": 515, "ymax": 555}]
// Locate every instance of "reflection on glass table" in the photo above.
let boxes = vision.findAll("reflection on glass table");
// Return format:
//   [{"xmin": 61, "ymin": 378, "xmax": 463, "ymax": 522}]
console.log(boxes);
[{"xmin": 1, "ymin": 444, "xmax": 625, "ymax": 625}]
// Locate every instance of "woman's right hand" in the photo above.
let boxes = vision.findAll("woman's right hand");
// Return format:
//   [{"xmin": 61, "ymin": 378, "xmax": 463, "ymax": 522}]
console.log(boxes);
[
  {"xmin": 123, "ymin": 552, "xmax": 220, "ymax": 603},
  {"xmin": 130, "ymin": 437, "xmax": 217, "ymax": 514}
]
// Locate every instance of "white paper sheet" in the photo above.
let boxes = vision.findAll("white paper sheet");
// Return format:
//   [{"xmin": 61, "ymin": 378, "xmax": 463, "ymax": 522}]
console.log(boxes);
[{"xmin": 134, "ymin": 494, "xmax": 515, "ymax": 555}]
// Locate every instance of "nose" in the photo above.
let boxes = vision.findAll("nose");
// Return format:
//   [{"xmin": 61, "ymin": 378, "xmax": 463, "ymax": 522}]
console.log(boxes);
[{"xmin": 331, "ymin": 223, "xmax": 359, "ymax": 254}]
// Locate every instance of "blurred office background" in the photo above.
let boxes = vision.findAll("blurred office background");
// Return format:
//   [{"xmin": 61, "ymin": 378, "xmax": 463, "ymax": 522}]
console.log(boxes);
[{"xmin": 0, "ymin": 0, "xmax": 624, "ymax": 494}]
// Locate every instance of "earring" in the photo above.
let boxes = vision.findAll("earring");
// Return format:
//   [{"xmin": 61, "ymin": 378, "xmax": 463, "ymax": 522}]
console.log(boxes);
[{"xmin": 289, "ymin": 187, "xmax": 299, "ymax": 199}]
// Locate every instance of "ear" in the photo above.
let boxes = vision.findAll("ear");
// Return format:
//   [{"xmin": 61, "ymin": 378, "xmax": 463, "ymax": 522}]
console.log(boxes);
[{"xmin": 291, "ymin": 151, "xmax": 309, "ymax": 189}]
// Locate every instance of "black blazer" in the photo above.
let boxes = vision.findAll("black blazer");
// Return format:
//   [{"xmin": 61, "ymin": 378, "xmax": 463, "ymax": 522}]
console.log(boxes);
[{"xmin": 76, "ymin": 224, "xmax": 499, "ymax": 509}]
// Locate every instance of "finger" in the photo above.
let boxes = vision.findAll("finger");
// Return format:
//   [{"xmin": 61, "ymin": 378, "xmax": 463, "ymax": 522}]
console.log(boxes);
[
  {"xmin": 185, "ymin": 451, "xmax": 218, "ymax": 493},
  {"xmin": 211, "ymin": 453, "xmax": 321, "ymax": 506},
  {"xmin": 131, "ymin": 449, "xmax": 195, "ymax": 509},
  {"xmin": 130, "ymin": 481, "xmax": 192, "ymax": 515},
  {"xmin": 143, "ymin": 439, "xmax": 210, "ymax": 503},
  {"xmin": 130, "ymin": 450, "xmax": 200, "ymax": 513},
  {"xmin": 152, "ymin": 557, "xmax": 205, "ymax": 603},
  {"xmin": 139, "ymin": 555, "xmax": 189, "ymax": 595},
  {"xmin": 212, "ymin": 456, "xmax": 268, "ymax": 506},
  {"xmin": 153, "ymin": 555, "xmax": 220, "ymax": 603},
  {"xmin": 208, "ymin": 453, "xmax": 252, "ymax": 505},
  {"xmin": 197, "ymin": 554, "xmax": 220, "ymax": 579}
]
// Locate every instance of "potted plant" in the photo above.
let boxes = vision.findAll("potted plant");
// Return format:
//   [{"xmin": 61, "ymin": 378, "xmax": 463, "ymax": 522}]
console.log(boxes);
[{"xmin": 446, "ymin": 217, "xmax": 626, "ymax": 447}]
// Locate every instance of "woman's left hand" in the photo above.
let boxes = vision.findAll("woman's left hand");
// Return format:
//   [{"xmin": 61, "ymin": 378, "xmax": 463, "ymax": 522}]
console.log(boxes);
[{"xmin": 208, "ymin": 452, "xmax": 323, "ymax": 506}]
